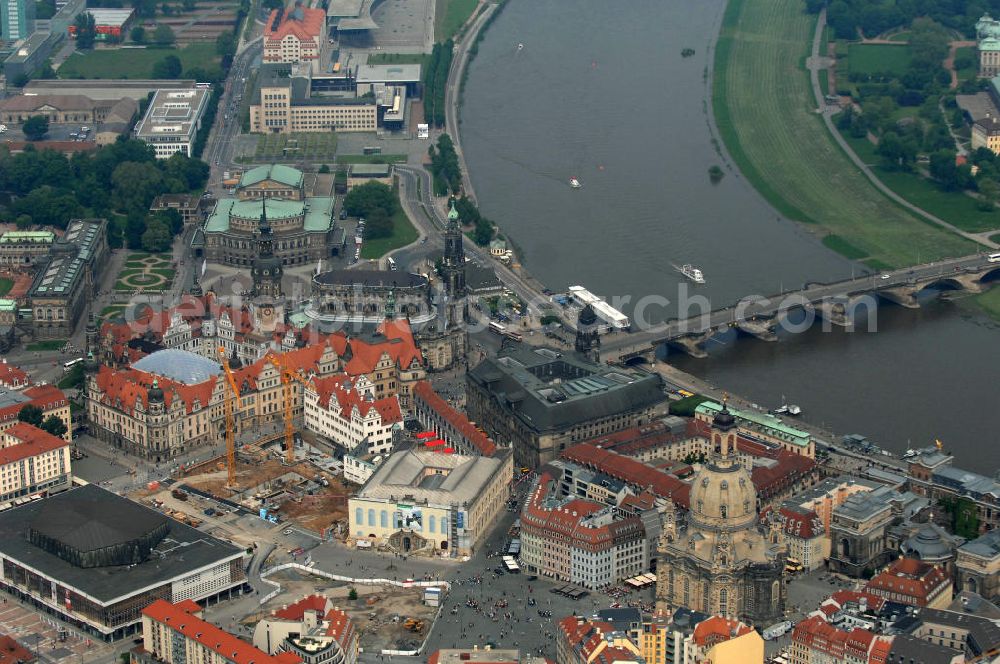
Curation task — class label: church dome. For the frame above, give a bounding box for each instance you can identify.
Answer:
[687,457,758,532]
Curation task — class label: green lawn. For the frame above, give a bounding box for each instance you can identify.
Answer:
[26,340,66,351]
[847,43,912,76]
[100,304,127,321]
[57,43,220,79]
[955,45,978,82]
[873,167,1000,233]
[991,233,1000,243]
[435,0,478,42]
[366,53,430,68]
[972,287,1000,321]
[0,278,12,297]
[842,132,879,164]
[360,200,419,259]
[821,235,867,259]
[249,132,338,162]
[713,0,973,267]
[336,154,408,164]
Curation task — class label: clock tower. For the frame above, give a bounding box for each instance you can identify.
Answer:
[251,202,283,299]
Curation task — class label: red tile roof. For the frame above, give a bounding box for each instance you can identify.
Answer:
[412,381,497,457]
[864,558,951,607]
[93,364,218,416]
[0,634,34,664]
[268,595,356,651]
[264,6,325,43]
[143,600,302,664]
[792,615,881,661]
[0,385,67,427]
[0,363,29,389]
[692,616,752,647]
[310,375,402,424]
[764,505,822,540]
[0,423,68,465]
[561,443,691,507]
[521,473,644,549]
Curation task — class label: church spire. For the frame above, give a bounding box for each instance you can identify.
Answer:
[442,198,466,297]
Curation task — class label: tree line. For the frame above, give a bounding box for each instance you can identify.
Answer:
[344,181,399,240]
[813,0,1000,39]
[0,139,208,251]
[423,40,454,128]
[426,134,496,245]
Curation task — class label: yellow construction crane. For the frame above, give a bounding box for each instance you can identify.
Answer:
[218,346,242,488]
[268,355,309,465]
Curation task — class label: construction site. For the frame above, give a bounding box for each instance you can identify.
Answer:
[133,346,357,536]
[256,568,440,653]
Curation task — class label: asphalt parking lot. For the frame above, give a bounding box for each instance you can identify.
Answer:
[0,122,95,143]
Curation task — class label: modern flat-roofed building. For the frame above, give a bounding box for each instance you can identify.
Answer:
[23,78,198,101]
[249,63,376,134]
[348,448,512,556]
[67,8,133,40]
[27,219,108,340]
[134,88,210,158]
[466,345,667,468]
[0,485,246,640]
[150,193,204,225]
[252,594,359,664]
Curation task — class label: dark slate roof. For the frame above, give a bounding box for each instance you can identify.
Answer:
[887,633,962,663]
[314,269,426,289]
[910,608,1000,658]
[30,494,167,553]
[0,485,243,603]
[468,345,666,434]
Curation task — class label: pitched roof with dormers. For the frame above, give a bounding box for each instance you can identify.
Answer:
[692,615,752,648]
[0,423,68,466]
[561,443,691,507]
[412,381,497,457]
[143,600,302,664]
[0,363,29,390]
[310,374,402,424]
[864,558,951,607]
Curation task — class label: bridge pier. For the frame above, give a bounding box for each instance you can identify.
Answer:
[877,287,921,309]
[735,318,778,342]
[667,333,712,359]
[814,298,863,328]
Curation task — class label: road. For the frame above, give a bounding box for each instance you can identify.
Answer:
[443,3,498,203]
[206,38,262,185]
[602,251,1000,358]
[393,165,554,315]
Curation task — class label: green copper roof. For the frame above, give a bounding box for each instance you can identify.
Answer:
[303,197,335,231]
[448,199,459,221]
[0,231,54,243]
[982,38,1000,50]
[203,198,333,233]
[204,199,236,232]
[696,400,811,447]
[239,164,304,189]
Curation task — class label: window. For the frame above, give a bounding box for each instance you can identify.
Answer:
[429,515,436,533]
[355,507,363,524]
[368,508,375,526]
[380,510,387,528]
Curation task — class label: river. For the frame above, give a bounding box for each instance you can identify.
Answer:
[459,0,1000,468]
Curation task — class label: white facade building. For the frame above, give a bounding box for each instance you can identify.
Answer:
[304,374,401,455]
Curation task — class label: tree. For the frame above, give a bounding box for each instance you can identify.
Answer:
[153,23,175,46]
[41,415,68,438]
[347,587,358,601]
[22,115,49,141]
[876,131,917,170]
[343,181,397,218]
[141,218,172,252]
[364,207,393,239]
[11,187,82,227]
[216,31,236,58]
[318,164,331,173]
[977,178,999,212]
[130,25,145,42]
[74,11,98,49]
[17,405,43,427]
[152,54,182,79]
[15,215,32,229]
[112,161,165,212]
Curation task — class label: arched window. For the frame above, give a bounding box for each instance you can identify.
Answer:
[683,577,690,606]
[429,515,436,533]
[355,507,363,524]
[720,505,727,518]
[367,508,375,526]
[380,510,388,528]
[719,588,729,616]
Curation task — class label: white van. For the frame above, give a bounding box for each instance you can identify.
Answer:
[988,252,1000,263]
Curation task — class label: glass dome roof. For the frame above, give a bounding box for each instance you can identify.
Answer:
[132,349,223,385]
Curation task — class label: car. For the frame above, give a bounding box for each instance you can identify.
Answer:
[283,529,293,535]
[880,273,890,280]
[339,210,347,220]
